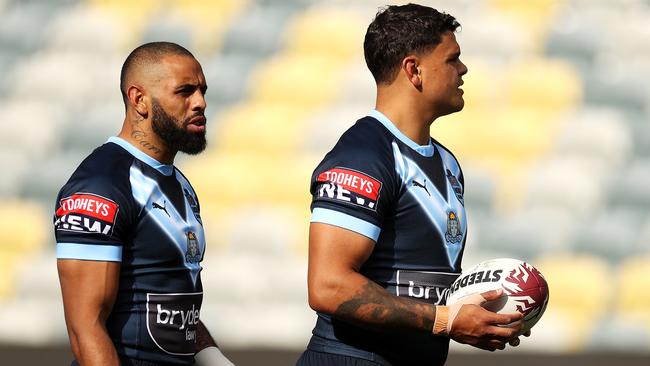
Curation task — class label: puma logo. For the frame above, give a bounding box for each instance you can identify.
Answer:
[152,200,170,217]
[412,179,431,196]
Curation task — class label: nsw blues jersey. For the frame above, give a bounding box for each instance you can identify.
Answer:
[308,110,467,365]
[54,137,205,365]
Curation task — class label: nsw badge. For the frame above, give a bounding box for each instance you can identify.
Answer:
[185,231,201,263]
[445,211,463,244]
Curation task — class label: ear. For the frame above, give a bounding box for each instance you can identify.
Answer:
[127,85,148,118]
[402,56,422,87]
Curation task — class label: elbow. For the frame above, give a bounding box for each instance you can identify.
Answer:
[308,291,330,314]
[307,274,345,315]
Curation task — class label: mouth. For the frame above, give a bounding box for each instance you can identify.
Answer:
[188,115,206,126]
[186,115,207,133]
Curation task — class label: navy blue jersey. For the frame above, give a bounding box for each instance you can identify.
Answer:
[308,110,467,365]
[54,137,205,365]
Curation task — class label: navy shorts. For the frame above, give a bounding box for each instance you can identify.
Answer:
[296,350,385,366]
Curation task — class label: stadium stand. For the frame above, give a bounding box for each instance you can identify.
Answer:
[1,0,649,362]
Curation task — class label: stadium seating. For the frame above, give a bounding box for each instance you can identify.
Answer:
[0,201,48,299]
[1,0,650,356]
[534,255,612,350]
[615,256,650,328]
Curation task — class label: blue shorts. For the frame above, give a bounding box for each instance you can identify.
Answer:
[296,349,386,366]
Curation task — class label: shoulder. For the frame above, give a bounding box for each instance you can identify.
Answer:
[58,142,135,200]
[327,116,394,163]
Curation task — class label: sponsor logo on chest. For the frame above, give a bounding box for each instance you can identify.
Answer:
[54,193,119,235]
[396,270,459,305]
[316,167,382,210]
[147,292,202,355]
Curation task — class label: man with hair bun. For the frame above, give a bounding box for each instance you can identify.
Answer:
[55,42,233,366]
[298,4,527,365]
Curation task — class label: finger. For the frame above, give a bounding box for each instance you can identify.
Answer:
[485,339,507,351]
[486,324,522,340]
[488,311,523,326]
[479,288,504,302]
[508,337,521,347]
[523,330,531,337]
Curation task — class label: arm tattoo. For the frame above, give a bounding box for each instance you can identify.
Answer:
[195,320,218,352]
[333,279,436,333]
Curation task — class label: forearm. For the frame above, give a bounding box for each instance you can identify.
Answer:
[194,321,235,366]
[196,320,218,351]
[68,322,120,366]
[314,271,438,334]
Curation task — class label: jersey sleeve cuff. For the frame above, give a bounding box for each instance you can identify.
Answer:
[311,208,381,241]
[56,242,122,262]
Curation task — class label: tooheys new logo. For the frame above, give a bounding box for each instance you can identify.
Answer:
[316,167,382,210]
[447,269,503,296]
[54,193,119,235]
[147,293,203,355]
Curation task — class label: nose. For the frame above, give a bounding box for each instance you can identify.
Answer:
[192,90,206,112]
[459,60,468,76]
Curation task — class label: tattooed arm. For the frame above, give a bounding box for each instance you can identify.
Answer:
[307,222,524,351]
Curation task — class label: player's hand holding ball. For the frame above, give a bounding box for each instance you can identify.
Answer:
[434,288,524,351]
[433,258,549,351]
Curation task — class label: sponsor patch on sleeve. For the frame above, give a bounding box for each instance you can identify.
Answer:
[54,193,119,235]
[315,167,382,210]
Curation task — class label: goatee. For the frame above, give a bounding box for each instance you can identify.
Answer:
[151,99,207,155]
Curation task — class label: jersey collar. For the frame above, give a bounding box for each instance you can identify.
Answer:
[107,136,175,176]
[368,109,435,157]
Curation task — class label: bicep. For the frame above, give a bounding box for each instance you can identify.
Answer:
[307,222,376,313]
[309,222,375,275]
[58,259,120,324]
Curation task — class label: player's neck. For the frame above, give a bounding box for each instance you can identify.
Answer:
[375,92,432,146]
[118,119,176,165]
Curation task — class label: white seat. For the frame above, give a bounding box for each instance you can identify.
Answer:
[553,107,632,168]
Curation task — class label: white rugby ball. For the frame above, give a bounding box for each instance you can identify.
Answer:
[446,258,549,333]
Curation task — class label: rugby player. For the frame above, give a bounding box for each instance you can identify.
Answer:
[298,4,526,366]
[54,42,234,366]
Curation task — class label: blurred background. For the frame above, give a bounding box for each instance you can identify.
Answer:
[1,0,649,364]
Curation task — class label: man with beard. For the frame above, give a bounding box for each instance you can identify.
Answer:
[54,42,234,366]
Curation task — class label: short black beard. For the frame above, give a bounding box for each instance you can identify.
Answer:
[151,99,207,155]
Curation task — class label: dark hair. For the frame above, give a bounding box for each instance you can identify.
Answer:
[120,41,195,105]
[363,3,460,84]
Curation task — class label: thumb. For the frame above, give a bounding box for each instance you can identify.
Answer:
[479,288,504,303]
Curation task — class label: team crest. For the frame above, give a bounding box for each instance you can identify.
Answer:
[185,231,201,263]
[445,211,463,244]
[446,169,464,205]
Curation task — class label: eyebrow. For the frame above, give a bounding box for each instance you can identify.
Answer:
[175,83,208,93]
